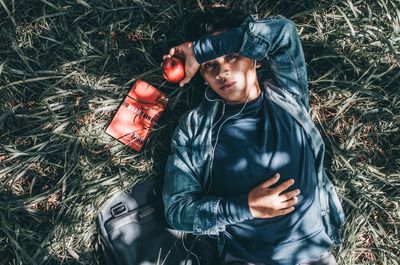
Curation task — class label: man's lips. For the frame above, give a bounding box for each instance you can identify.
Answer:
[220,81,236,90]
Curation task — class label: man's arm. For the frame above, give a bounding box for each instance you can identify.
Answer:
[162,112,253,235]
[162,111,300,235]
[192,14,309,109]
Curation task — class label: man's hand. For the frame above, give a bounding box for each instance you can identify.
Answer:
[162,42,200,87]
[248,173,300,218]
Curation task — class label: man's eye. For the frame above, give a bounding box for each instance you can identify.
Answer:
[204,63,213,69]
[226,54,238,61]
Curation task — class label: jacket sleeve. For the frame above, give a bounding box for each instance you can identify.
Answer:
[193,14,309,110]
[162,112,253,235]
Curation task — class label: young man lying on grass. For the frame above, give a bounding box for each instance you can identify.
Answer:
[162,7,345,265]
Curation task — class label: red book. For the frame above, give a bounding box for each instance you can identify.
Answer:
[106,80,168,152]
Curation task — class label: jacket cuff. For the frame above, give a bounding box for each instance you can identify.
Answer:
[192,27,245,64]
[193,197,226,235]
[217,193,254,225]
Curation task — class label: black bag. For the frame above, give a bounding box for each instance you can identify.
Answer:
[95,178,221,265]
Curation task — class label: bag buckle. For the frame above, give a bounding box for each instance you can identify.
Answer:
[110,202,128,217]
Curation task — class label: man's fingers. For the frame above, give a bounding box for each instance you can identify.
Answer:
[280,196,298,208]
[274,178,295,194]
[277,206,295,216]
[179,76,192,87]
[162,53,173,60]
[163,47,176,60]
[280,189,300,201]
[259,173,280,188]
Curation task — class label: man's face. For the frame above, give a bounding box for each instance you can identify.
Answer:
[200,53,262,105]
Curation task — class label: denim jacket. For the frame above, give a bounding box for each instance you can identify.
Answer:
[162,14,346,253]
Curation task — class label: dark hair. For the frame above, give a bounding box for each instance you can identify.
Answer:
[184,7,248,41]
[183,7,248,94]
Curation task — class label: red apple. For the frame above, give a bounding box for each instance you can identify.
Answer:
[162,57,185,83]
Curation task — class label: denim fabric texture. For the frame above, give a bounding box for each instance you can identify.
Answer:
[162,14,346,258]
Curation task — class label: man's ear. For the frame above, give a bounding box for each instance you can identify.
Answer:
[255,60,262,69]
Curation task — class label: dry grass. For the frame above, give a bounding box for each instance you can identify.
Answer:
[0,0,399,264]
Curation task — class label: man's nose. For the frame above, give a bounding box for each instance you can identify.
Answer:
[216,64,230,80]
